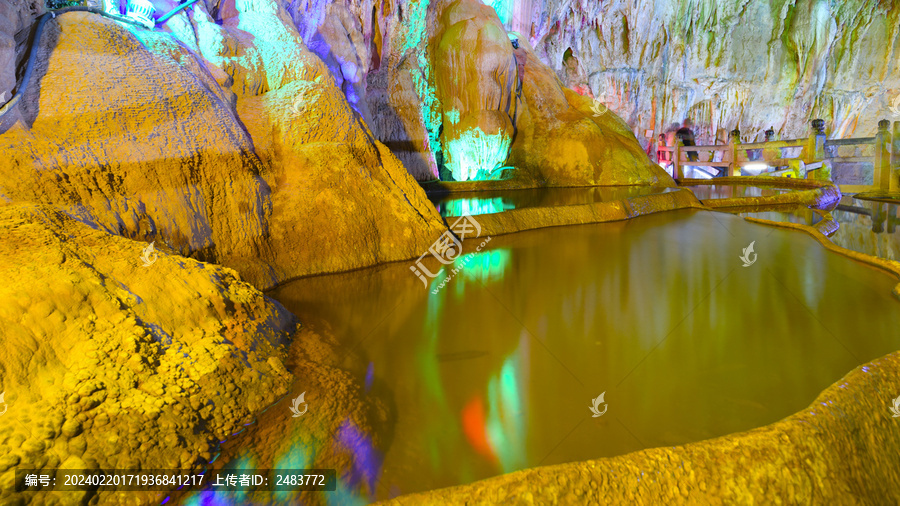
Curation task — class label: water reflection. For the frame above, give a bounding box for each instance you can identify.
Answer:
[435,197,515,217]
[261,210,900,501]
[481,348,527,473]
[737,207,824,227]
[449,249,511,299]
[427,186,675,217]
[337,419,382,493]
[685,185,791,200]
[829,196,900,261]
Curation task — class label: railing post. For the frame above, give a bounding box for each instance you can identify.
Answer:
[806,119,826,179]
[872,203,886,233]
[762,127,780,167]
[875,119,891,191]
[674,141,683,179]
[892,121,900,192]
[729,128,741,176]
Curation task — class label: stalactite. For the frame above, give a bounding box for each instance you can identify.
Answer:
[532,0,900,139]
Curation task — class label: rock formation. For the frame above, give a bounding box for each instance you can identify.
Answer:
[0,6,446,290]
[0,0,42,106]
[0,4,446,501]
[174,320,396,505]
[3,0,845,503]
[289,0,672,185]
[0,202,297,504]
[507,37,671,186]
[433,0,517,182]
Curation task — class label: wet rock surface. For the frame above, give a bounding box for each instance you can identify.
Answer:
[173,320,394,505]
[0,203,297,504]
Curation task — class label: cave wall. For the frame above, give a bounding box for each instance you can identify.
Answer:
[0,1,448,291]
[292,0,900,148]
[286,0,444,180]
[287,0,669,184]
[520,0,900,144]
[14,0,894,182]
[0,0,674,302]
[0,0,43,104]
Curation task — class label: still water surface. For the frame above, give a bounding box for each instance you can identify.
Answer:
[427,186,675,217]
[723,195,900,263]
[735,206,824,227]
[829,195,900,262]
[684,184,792,200]
[266,209,900,500]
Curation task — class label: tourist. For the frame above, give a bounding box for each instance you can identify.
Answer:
[676,118,698,162]
[656,134,669,165]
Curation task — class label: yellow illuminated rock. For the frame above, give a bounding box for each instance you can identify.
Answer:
[0,202,296,503]
[0,11,446,291]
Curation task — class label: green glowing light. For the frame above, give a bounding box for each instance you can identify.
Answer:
[445,109,461,125]
[453,248,511,300]
[485,353,526,472]
[274,437,315,501]
[442,197,514,217]
[444,127,512,181]
[458,249,510,283]
[399,0,444,161]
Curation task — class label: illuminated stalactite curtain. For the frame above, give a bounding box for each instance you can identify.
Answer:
[527,0,899,140]
[436,2,517,181]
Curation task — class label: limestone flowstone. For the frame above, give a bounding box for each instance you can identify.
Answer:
[0,202,297,504]
[0,7,446,290]
[432,0,517,182]
[288,0,675,186]
[528,0,900,142]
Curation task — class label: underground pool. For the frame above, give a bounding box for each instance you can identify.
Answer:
[175,208,900,504]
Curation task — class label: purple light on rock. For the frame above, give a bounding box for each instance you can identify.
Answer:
[337,418,383,493]
[365,362,375,393]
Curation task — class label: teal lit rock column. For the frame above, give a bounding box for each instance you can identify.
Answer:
[433,0,517,181]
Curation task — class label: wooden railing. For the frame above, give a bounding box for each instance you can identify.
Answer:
[655,119,900,194]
